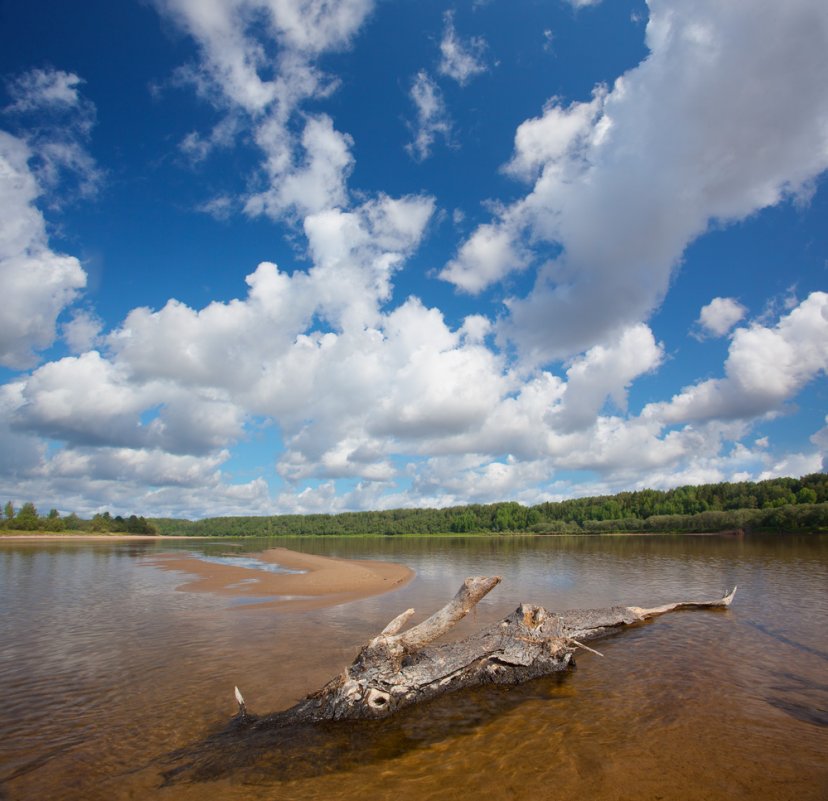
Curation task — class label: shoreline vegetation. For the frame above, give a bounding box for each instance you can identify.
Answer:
[2,474,826,538]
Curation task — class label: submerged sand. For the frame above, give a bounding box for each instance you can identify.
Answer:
[143,546,414,611]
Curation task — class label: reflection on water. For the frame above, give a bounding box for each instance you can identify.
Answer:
[161,674,572,787]
[195,554,305,574]
[1,534,826,801]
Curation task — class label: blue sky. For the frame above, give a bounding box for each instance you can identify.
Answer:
[0,0,826,518]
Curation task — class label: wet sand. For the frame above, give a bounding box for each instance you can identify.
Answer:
[143,546,415,611]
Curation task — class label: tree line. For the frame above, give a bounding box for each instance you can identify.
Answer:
[1,502,156,534]
[150,473,828,537]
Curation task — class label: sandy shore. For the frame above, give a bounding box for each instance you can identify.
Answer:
[143,546,414,612]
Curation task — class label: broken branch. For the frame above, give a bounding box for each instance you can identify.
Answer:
[235,580,736,727]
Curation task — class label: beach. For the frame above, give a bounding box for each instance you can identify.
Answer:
[143,546,415,611]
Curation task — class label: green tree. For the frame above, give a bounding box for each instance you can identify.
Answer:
[64,513,82,531]
[90,511,112,532]
[797,487,818,504]
[126,514,156,534]
[493,502,525,531]
[44,509,65,532]
[4,501,14,520]
[15,502,40,531]
[450,511,478,533]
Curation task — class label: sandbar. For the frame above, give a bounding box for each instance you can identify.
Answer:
[143,546,414,611]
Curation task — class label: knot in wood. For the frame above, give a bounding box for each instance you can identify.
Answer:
[520,604,547,630]
[364,688,393,715]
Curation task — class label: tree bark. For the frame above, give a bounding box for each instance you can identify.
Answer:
[236,578,736,727]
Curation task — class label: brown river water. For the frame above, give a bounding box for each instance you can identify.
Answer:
[1,534,826,801]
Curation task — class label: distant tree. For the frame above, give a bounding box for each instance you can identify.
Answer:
[128,515,151,534]
[450,511,478,533]
[44,509,65,532]
[4,501,13,520]
[64,513,82,531]
[90,511,112,532]
[15,502,40,531]
[140,516,157,535]
[494,502,525,531]
[797,487,818,504]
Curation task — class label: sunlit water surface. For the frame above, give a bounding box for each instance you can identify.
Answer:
[1,534,826,800]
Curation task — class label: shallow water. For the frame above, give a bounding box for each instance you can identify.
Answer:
[1,534,826,801]
[193,554,304,574]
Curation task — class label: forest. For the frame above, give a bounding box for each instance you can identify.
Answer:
[3,474,826,536]
[0,503,156,534]
[149,473,828,536]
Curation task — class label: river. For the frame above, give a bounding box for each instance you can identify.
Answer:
[1,534,826,800]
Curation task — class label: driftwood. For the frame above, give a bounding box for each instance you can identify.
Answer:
[234,577,736,727]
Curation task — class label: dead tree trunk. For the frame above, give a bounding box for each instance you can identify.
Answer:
[236,577,736,727]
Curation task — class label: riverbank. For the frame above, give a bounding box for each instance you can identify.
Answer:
[143,546,415,611]
[0,533,209,541]
[0,528,810,541]
[0,530,754,541]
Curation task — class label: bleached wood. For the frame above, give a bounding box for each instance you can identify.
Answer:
[379,608,415,636]
[235,581,736,726]
[388,576,501,650]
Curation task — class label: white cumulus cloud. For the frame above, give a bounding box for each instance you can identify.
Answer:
[444,0,828,366]
[549,324,663,430]
[2,1,826,517]
[62,309,104,354]
[156,0,373,222]
[695,296,748,338]
[246,113,355,219]
[0,131,87,368]
[645,292,828,424]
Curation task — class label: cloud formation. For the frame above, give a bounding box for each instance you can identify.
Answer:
[405,71,451,162]
[438,11,488,86]
[3,67,101,200]
[695,297,747,339]
[9,284,824,515]
[0,131,87,368]
[4,68,87,113]
[445,0,828,365]
[646,292,828,425]
[1,1,826,517]
[156,0,373,221]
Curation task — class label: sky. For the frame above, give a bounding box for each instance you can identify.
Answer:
[0,0,826,519]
